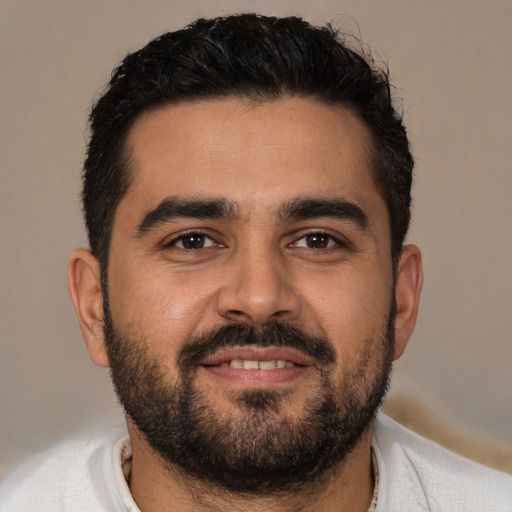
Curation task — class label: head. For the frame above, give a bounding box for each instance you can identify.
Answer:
[70,14,422,496]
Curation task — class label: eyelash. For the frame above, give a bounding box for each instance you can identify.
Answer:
[164,230,346,251]
[164,231,220,250]
[292,231,346,250]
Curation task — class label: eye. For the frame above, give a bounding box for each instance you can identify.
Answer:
[168,232,218,250]
[293,232,340,249]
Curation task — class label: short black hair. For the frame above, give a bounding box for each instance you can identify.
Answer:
[83,13,413,276]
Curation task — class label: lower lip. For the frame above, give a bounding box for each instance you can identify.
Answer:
[201,365,310,386]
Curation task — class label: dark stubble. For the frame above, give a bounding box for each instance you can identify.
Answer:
[105,313,395,495]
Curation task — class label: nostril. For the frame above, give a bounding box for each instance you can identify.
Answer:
[226,310,251,322]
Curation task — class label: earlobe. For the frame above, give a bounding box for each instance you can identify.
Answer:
[68,249,109,368]
[393,244,423,361]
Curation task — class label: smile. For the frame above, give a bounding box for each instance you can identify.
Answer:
[200,346,314,368]
[200,349,311,386]
[217,359,297,369]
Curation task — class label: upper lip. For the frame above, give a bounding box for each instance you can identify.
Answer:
[200,346,315,367]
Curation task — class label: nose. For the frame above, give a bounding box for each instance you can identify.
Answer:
[216,245,301,325]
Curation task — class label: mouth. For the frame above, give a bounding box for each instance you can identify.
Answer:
[214,359,298,369]
[199,346,312,386]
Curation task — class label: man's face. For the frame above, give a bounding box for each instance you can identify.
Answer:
[105,98,396,491]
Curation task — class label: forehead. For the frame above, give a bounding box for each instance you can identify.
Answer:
[121,97,386,227]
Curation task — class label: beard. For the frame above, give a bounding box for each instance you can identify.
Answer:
[105,311,395,495]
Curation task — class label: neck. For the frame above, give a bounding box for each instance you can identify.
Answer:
[125,422,375,512]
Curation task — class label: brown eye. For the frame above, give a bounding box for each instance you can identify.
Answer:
[171,233,217,249]
[292,232,343,250]
[181,234,205,249]
[305,233,331,249]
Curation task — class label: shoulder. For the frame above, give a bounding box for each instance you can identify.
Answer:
[0,426,128,512]
[373,413,512,512]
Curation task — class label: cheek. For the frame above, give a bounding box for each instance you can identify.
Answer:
[300,267,392,350]
[107,262,219,345]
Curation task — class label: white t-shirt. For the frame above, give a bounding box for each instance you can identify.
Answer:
[1,414,511,511]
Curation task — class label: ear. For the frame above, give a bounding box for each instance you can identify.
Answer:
[393,244,423,361]
[68,249,109,367]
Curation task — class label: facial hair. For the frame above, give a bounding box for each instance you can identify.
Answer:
[105,315,395,495]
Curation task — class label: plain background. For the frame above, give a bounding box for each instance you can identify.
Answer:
[1,0,511,475]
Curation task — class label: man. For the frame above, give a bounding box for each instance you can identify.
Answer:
[1,13,510,512]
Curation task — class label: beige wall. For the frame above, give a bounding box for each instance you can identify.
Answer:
[1,0,511,474]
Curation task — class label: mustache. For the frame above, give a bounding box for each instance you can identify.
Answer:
[178,322,336,370]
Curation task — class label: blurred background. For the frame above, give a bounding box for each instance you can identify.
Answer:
[1,0,511,475]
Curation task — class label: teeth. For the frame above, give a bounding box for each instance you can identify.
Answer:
[225,359,294,369]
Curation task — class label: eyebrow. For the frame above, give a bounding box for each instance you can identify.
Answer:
[135,195,369,237]
[136,196,237,236]
[279,197,369,229]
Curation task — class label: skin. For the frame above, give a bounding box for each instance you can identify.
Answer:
[68,97,423,512]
